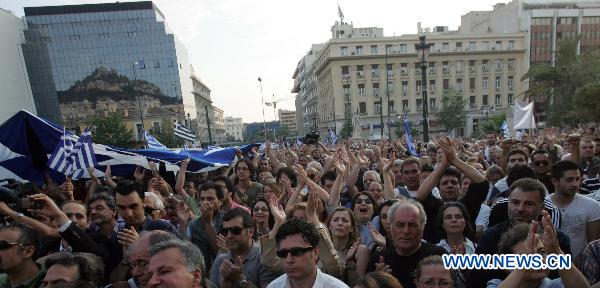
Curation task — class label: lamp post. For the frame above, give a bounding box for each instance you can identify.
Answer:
[415,35,433,143]
[133,62,145,141]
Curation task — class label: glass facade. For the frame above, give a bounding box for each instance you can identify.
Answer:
[21,1,194,129]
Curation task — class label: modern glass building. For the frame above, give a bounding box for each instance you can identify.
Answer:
[21,1,196,139]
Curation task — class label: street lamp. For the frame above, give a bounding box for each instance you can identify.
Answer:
[415,35,433,143]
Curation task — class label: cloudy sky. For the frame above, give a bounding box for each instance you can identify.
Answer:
[2,0,504,123]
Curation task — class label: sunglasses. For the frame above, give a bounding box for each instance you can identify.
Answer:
[221,226,244,236]
[355,198,372,204]
[275,246,314,258]
[533,160,550,166]
[0,240,23,250]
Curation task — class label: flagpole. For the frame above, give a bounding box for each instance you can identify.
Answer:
[259,77,266,141]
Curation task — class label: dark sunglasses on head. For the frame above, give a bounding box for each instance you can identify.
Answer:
[307,174,316,179]
[533,160,550,166]
[0,240,23,250]
[275,246,314,258]
[221,226,244,235]
[355,198,372,204]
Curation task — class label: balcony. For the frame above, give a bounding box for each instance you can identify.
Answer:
[387,71,394,78]
[400,70,409,77]
[372,71,380,78]
[416,105,423,111]
[508,67,515,73]
[342,74,351,80]
[482,66,489,74]
[428,69,436,76]
[357,72,365,80]
[495,87,501,92]
[495,68,503,73]
[456,70,464,75]
[415,69,422,76]
[469,67,476,74]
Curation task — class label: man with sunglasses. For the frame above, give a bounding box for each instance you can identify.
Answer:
[209,208,276,288]
[530,149,555,194]
[268,218,348,288]
[0,222,45,288]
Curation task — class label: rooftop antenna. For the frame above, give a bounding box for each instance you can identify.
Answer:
[338,3,344,23]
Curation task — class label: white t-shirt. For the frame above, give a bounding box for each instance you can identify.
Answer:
[547,194,600,258]
[475,204,491,230]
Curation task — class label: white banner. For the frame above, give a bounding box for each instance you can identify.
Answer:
[513,100,536,130]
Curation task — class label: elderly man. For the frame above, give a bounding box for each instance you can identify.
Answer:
[147,239,217,288]
[371,200,445,288]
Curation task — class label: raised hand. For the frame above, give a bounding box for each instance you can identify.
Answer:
[345,238,361,263]
[216,234,229,253]
[219,256,244,282]
[374,256,391,273]
[268,193,286,224]
[104,165,112,179]
[367,223,386,248]
[200,202,214,224]
[540,210,562,254]
[117,226,140,249]
[134,166,145,182]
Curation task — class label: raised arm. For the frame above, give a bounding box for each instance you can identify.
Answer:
[104,165,117,189]
[345,143,360,198]
[439,137,485,184]
[294,164,329,203]
[381,154,396,201]
[328,161,346,208]
[416,153,448,202]
[175,159,190,198]
[0,201,59,238]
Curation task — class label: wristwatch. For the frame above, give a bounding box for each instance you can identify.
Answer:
[14,212,24,219]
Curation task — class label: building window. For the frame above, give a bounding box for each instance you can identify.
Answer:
[399,44,407,53]
[386,45,392,54]
[387,81,394,93]
[416,80,422,92]
[483,41,489,50]
[387,64,393,78]
[127,31,138,37]
[495,60,502,72]
[470,96,476,107]
[443,79,450,90]
[356,46,363,55]
[443,61,449,74]
[137,60,145,69]
[374,101,382,114]
[341,46,348,56]
[416,99,423,110]
[456,78,463,91]
[343,84,350,97]
[358,102,366,113]
[400,63,408,76]
[154,60,160,68]
[495,76,501,90]
[508,40,515,49]
[402,81,408,96]
[508,76,514,89]
[508,94,514,104]
[153,122,160,131]
[371,45,378,54]
[358,84,365,96]
[430,98,437,110]
[508,59,515,71]
[389,101,395,112]
[495,41,502,50]
[69,35,80,40]
[495,94,501,105]
[456,42,463,51]
[482,95,489,106]
[442,42,449,52]
[373,83,380,97]
[98,33,109,39]
[482,77,488,89]
[469,41,476,50]
[371,64,379,78]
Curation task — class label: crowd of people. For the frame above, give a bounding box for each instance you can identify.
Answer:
[0,124,600,288]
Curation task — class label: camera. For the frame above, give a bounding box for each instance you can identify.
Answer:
[0,180,41,211]
[302,131,320,145]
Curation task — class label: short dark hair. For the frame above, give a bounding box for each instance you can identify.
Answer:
[211,176,234,194]
[498,223,530,254]
[275,218,319,248]
[421,164,435,173]
[87,193,116,211]
[351,192,379,217]
[506,165,536,187]
[43,252,104,286]
[440,166,462,185]
[400,157,422,172]
[416,255,454,282]
[199,181,224,200]
[276,167,298,188]
[222,207,254,229]
[0,222,40,258]
[551,160,581,180]
[509,178,546,203]
[320,171,337,186]
[114,181,145,201]
[507,148,528,162]
[354,271,403,288]
[531,149,550,159]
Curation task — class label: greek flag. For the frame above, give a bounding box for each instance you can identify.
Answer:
[48,130,97,179]
[296,138,302,146]
[144,131,167,150]
[500,120,509,138]
[174,121,196,142]
[47,129,75,176]
[329,129,337,144]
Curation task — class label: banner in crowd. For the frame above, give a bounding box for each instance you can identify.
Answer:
[0,110,259,185]
[513,100,536,130]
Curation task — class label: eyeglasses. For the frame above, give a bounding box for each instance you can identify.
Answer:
[533,160,550,166]
[0,240,23,250]
[275,246,314,258]
[355,198,372,204]
[419,279,453,288]
[221,226,244,236]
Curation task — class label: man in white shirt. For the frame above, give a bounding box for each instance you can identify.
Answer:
[267,218,348,288]
[548,160,600,258]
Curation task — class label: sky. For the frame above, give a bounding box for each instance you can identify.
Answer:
[1,0,505,123]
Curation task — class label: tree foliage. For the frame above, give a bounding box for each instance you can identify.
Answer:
[478,113,506,137]
[89,113,134,148]
[339,117,353,139]
[395,120,421,139]
[438,88,467,136]
[523,37,600,124]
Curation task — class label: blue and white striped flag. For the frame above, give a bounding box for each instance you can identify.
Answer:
[174,121,196,142]
[144,131,167,149]
[47,129,75,176]
[296,138,302,146]
[500,120,509,138]
[403,119,418,156]
[329,129,337,144]
[48,129,97,179]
